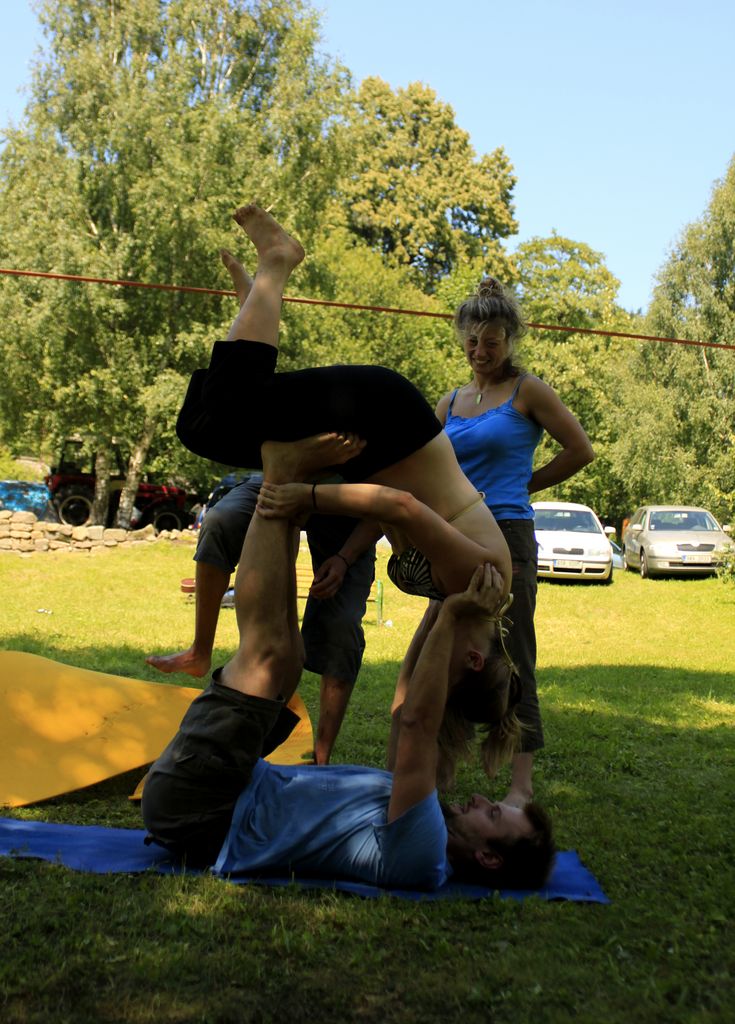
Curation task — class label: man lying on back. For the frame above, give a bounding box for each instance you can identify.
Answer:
[142,440,554,889]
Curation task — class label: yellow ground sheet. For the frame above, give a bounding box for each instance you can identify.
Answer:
[0,651,313,807]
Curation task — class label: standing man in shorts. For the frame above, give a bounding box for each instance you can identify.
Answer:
[146,474,376,765]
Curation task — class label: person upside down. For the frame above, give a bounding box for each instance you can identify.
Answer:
[142,438,555,889]
[174,203,527,776]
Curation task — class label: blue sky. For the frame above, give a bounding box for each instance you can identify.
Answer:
[2,0,734,313]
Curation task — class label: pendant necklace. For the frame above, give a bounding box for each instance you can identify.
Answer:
[475,390,484,405]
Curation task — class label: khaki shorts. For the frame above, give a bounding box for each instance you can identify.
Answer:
[141,675,285,866]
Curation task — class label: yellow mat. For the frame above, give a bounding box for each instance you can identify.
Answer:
[0,651,313,808]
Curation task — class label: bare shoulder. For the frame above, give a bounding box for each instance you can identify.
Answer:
[435,389,454,424]
[516,373,560,413]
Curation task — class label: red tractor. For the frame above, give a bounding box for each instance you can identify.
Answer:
[45,439,192,532]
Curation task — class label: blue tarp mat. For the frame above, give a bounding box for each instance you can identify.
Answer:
[0,816,609,903]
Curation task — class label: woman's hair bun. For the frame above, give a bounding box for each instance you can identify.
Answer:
[477,276,505,297]
[454,273,527,347]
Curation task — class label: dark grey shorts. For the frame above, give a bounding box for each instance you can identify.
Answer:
[498,519,543,753]
[195,477,375,684]
[141,677,283,866]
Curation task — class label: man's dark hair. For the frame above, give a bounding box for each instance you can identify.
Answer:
[451,802,556,890]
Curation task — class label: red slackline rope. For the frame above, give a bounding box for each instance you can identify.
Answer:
[1,266,733,353]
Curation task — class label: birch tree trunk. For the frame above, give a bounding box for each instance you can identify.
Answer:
[115,418,156,530]
[91,447,112,526]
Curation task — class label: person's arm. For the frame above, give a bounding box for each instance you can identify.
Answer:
[258,482,510,598]
[519,376,594,494]
[388,565,505,823]
[309,519,384,600]
[387,601,442,771]
[258,481,408,523]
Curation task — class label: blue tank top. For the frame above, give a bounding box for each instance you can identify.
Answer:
[445,376,543,521]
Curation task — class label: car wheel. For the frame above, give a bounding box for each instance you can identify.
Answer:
[150,506,184,532]
[56,486,94,527]
[640,549,650,579]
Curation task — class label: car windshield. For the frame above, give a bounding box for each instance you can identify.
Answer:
[534,509,601,533]
[648,511,719,532]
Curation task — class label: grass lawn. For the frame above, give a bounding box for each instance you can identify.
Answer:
[1,543,734,1024]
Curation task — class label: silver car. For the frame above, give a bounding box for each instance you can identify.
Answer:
[622,505,733,578]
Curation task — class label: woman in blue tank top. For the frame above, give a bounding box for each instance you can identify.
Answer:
[436,278,594,805]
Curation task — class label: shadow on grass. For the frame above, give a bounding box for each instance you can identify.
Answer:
[0,633,211,688]
[2,648,734,1022]
[3,636,731,832]
[539,572,720,586]
[3,635,730,777]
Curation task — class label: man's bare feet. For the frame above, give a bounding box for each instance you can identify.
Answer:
[232,204,305,272]
[220,248,253,306]
[262,433,366,483]
[145,647,211,678]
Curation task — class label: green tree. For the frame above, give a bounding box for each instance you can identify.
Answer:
[336,78,517,289]
[0,0,348,525]
[280,226,467,402]
[607,156,735,524]
[511,234,637,521]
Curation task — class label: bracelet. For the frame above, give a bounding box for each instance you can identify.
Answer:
[335,552,350,569]
[312,483,318,510]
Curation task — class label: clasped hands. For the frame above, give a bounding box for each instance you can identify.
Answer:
[257,482,311,519]
[441,563,508,622]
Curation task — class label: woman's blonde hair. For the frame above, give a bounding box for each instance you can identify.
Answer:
[454,276,527,380]
[436,634,523,789]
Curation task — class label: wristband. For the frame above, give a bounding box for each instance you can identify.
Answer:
[335,552,350,570]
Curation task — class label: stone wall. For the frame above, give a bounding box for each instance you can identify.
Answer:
[0,510,198,554]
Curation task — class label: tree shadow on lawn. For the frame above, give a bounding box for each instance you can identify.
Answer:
[3,637,731,887]
[2,644,733,1024]
[540,573,722,586]
[518,663,734,900]
[529,661,732,797]
[1,632,215,688]
[3,634,730,787]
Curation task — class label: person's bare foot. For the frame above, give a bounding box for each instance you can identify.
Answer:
[145,647,211,678]
[220,248,253,306]
[262,433,366,482]
[232,204,305,272]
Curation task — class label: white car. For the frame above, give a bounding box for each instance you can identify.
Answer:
[533,501,614,584]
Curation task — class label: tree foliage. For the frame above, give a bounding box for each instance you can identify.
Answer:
[509,235,635,521]
[0,0,348,522]
[606,155,735,524]
[336,78,517,289]
[4,1,729,532]
[283,227,468,404]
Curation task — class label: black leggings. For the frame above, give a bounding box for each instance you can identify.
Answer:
[498,519,543,752]
[177,340,442,480]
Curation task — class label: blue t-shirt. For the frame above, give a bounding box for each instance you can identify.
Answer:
[213,761,450,890]
[445,379,543,521]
